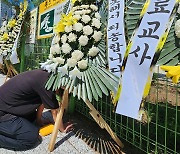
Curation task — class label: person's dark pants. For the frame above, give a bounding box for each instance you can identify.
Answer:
[0,116,39,151]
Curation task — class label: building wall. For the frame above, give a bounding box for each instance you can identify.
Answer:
[0,0,12,26]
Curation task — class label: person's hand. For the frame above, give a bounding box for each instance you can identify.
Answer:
[59,122,73,133]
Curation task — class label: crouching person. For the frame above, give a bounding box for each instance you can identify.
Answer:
[0,69,72,151]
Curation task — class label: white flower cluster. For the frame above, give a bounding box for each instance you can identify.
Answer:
[0,2,27,61]
[175,19,180,38]
[175,4,180,38]
[41,3,103,79]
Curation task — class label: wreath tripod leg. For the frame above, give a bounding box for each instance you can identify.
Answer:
[48,89,69,152]
[84,99,124,148]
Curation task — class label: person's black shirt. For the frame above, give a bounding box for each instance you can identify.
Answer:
[0,69,59,117]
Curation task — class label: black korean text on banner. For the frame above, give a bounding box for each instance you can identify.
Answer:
[107,0,126,77]
[115,0,178,120]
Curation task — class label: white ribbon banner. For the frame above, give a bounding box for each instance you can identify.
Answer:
[107,0,126,77]
[10,23,22,64]
[116,0,177,120]
[0,56,3,64]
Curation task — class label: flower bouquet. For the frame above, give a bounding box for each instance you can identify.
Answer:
[0,0,28,76]
[41,0,119,102]
[175,3,180,40]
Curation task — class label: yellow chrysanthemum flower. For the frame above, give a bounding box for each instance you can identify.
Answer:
[54,22,65,33]
[72,0,77,3]
[61,12,77,26]
[7,19,16,28]
[2,32,9,41]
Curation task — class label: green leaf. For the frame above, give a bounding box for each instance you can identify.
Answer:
[77,83,81,100]
[92,66,115,91]
[97,67,118,88]
[157,48,179,65]
[87,69,102,98]
[46,74,57,90]
[100,67,120,82]
[86,70,98,101]
[66,79,72,90]
[52,73,61,91]
[89,67,109,96]
[84,71,93,102]
[81,73,87,102]
[69,78,76,93]
[73,85,77,97]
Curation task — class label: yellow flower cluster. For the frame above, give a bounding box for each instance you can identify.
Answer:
[2,33,9,41]
[54,12,77,33]
[7,19,17,28]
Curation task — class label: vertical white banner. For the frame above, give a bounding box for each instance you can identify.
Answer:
[26,8,38,44]
[107,0,126,77]
[116,0,177,120]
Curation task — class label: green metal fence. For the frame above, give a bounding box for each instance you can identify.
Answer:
[23,37,180,154]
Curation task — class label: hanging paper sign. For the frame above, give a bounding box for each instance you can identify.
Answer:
[10,24,22,64]
[107,0,126,77]
[115,0,178,120]
[37,0,69,39]
[26,8,38,44]
[0,56,3,64]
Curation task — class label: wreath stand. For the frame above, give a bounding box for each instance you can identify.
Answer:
[0,60,18,82]
[48,89,124,152]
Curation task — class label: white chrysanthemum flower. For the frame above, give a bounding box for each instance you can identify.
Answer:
[83,25,93,36]
[58,64,68,76]
[72,6,79,11]
[68,33,77,42]
[52,57,65,64]
[50,44,61,55]
[88,46,99,57]
[82,10,87,14]
[73,14,81,20]
[73,22,83,32]
[95,12,101,19]
[71,50,84,61]
[49,54,54,60]
[65,25,73,33]
[74,10,83,15]
[61,34,67,44]
[67,58,77,68]
[78,35,89,46]
[51,34,60,45]
[2,50,7,56]
[92,18,101,29]
[69,66,82,79]
[85,9,91,14]
[78,59,88,70]
[81,5,89,9]
[62,43,72,54]
[90,4,98,11]
[82,15,91,24]
[92,31,102,42]
[175,19,180,38]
